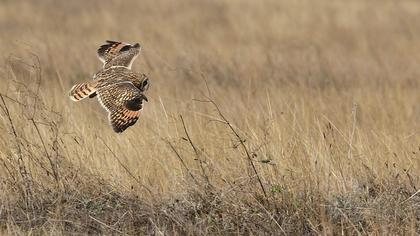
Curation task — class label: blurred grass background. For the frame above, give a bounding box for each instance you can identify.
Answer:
[0,0,419,234]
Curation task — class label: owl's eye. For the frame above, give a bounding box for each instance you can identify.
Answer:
[120,45,131,52]
[141,78,150,91]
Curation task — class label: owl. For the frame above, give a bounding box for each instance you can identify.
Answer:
[69,40,150,133]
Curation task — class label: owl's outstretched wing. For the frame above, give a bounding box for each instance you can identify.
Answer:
[97,40,141,69]
[97,82,147,133]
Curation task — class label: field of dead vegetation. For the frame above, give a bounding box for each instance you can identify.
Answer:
[0,0,419,235]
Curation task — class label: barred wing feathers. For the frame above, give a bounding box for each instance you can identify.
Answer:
[69,80,99,101]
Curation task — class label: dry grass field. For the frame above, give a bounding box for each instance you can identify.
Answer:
[0,0,419,235]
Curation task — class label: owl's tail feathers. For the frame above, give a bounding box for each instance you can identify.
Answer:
[69,81,99,101]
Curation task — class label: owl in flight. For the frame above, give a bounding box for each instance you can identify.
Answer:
[69,40,150,133]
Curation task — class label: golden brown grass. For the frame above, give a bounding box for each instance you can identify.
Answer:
[0,0,419,235]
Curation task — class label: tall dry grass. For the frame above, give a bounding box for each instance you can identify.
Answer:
[0,0,419,234]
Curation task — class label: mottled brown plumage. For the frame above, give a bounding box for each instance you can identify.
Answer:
[97,81,148,132]
[69,40,149,133]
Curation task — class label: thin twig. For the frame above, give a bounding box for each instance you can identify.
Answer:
[401,189,420,204]
[29,53,42,119]
[89,215,124,234]
[0,94,33,201]
[197,75,268,198]
[30,118,59,183]
[165,139,199,186]
[251,193,287,235]
[348,102,357,159]
[209,98,267,198]
[98,137,153,195]
[335,207,362,236]
[144,125,200,186]
[180,115,212,188]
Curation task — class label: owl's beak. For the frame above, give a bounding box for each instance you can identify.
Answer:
[142,95,148,102]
